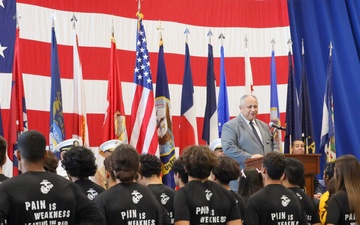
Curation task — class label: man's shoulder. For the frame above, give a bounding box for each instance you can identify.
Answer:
[224,115,242,126]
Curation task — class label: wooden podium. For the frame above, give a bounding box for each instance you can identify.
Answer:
[245,154,321,197]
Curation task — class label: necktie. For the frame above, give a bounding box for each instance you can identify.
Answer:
[250,121,264,149]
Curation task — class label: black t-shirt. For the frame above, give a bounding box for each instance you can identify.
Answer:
[94,182,166,225]
[243,184,307,225]
[289,187,321,224]
[0,174,9,183]
[174,180,241,224]
[148,183,176,224]
[74,179,105,201]
[326,190,356,225]
[0,171,104,225]
[230,190,246,219]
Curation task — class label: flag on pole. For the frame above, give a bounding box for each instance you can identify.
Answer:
[180,41,198,155]
[155,38,176,188]
[320,52,335,162]
[129,13,158,155]
[284,51,301,153]
[49,27,65,153]
[244,45,254,94]
[0,104,3,137]
[299,52,315,154]
[8,27,28,176]
[270,50,283,153]
[72,28,90,147]
[218,44,230,138]
[202,43,218,144]
[103,32,128,143]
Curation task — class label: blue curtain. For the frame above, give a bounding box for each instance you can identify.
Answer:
[287,0,360,161]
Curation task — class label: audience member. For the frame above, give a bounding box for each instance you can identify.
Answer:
[61,146,105,201]
[0,136,9,182]
[103,155,118,188]
[326,155,360,225]
[318,162,335,225]
[138,153,176,224]
[54,138,82,179]
[172,157,188,188]
[243,152,306,225]
[0,130,105,225]
[174,145,242,225]
[212,155,246,218]
[283,157,321,225]
[209,138,225,157]
[94,144,168,225]
[237,167,263,204]
[43,150,59,173]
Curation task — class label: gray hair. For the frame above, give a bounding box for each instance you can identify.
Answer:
[240,95,258,107]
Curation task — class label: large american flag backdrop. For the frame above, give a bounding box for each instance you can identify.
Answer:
[0,0,291,175]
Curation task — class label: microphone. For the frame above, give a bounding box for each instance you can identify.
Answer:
[269,122,286,131]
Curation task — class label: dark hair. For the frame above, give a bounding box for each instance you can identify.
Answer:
[111,144,139,184]
[139,154,161,178]
[104,155,116,181]
[212,156,240,184]
[263,151,286,180]
[61,146,97,178]
[43,150,59,173]
[0,136,7,166]
[181,145,219,179]
[324,161,335,181]
[17,130,46,162]
[284,157,304,185]
[238,167,263,199]
[172,157,188,184]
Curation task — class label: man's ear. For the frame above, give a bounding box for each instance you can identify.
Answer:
[16,150,21,161]
[105,171,110,179]
[280,173,286,181]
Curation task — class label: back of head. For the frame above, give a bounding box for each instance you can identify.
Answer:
[335,154,360,224]
[17,130,46,162]
[61,146,97,178]
[0,136,7,166]
[181,145,219,179]
[263,151,286,180]
[324,161,335,181]
[43,150,59,173]
[212,155,240,184]
[111,144,139,184]
[139,154,161,178]
[284,157,304,186]
[238,167,263,198]
[172,156,188,184]
[104,155,116,181]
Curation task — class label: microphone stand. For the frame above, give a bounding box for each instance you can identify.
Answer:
[267,127,278,145]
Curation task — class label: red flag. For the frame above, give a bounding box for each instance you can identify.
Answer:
[103,36,128,143]
[8,27,28,177]
[129,14,158,155]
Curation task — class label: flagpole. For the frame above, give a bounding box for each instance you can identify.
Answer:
[156,20,163,43]
[207,30,213,44]
[218,33,225,46]
[329,41,333,57]
[71,14,77,31]
[184,28,190,43]
[287,38,293,152]
[301,38,309,154]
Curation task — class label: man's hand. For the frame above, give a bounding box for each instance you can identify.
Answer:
[251,154,263,158]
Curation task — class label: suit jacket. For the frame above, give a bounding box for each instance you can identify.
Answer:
[221,115,279,168]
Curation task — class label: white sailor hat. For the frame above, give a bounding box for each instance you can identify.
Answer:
[209,138,222,151]
[99,139,123,154]
[54,138,82,152]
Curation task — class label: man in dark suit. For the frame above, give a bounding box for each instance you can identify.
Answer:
[222,95,278,187]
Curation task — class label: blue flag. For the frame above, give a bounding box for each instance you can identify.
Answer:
[270,50,282,152]
[49,27,65,153]
[284,51,302,153]
[155,41,176,188]
[320,54,335,161]
[202,44,218,144]
[299,54,315,154]
[218,45,230,137]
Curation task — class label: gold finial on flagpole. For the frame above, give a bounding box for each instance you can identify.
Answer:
[13,12,21,28]
[218,33,225,46]
[207,30,213,44]
[184,28,190,43]
[71,14,77,31]
[329,41,333,57]
[271,38,276,51]
[244,35,248,49]
[287,38,293,53]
